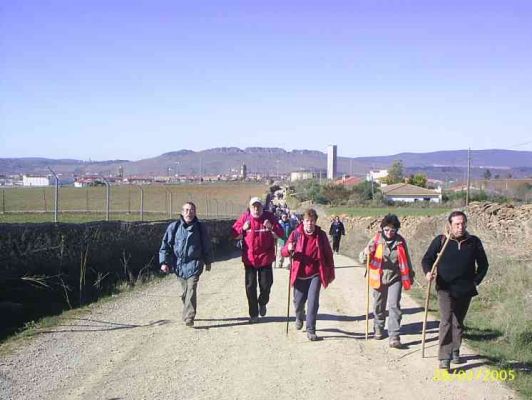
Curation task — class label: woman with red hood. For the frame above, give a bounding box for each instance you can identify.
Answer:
[282,208,335,341]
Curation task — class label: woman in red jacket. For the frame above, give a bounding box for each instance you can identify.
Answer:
[282,208,335,341]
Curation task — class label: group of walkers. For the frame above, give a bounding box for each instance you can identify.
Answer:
[159,197,489,371]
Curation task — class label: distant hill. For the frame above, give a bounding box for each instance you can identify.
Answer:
[355,149,532,169]
[1,148,531,181]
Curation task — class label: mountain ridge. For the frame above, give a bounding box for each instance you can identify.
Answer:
[1,148,531,180]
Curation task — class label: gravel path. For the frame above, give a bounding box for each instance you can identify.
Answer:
[0,254,517,400]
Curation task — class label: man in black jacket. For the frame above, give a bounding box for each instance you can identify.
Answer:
[422,211,488,371]
[329,216,345,253]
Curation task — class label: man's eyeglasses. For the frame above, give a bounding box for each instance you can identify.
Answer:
[383,228,397,233]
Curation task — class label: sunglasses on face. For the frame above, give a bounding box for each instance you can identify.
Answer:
[383,228,397,233]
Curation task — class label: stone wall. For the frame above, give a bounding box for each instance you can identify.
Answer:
[0,219,236,337]
[338,202,532,275]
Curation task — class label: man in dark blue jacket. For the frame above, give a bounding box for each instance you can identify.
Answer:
[422,211,488,371]
[160,202,213,327]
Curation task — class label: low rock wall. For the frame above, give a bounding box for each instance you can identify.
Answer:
[0,219,236,337]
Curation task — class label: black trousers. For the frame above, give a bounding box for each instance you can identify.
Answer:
[332,235,341,252]
[437,289,472,360]
[245,265,273,318]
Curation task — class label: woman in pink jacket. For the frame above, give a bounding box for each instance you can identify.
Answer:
[282,208,335,341]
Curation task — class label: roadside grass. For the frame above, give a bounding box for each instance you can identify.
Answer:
[0,275,168,356]
[328,206,451,217]
[409,257,531,399]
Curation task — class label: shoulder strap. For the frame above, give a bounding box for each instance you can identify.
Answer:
[292,229,301,246]
[197,220,203,243]
[170,220,181,247]
[440,234,446,249]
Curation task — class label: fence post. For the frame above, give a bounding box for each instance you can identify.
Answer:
[169,190,173,218]
[42,188,47,212]
[164,187,173,219]
[213,199,219,218]
[98,176,110,221]
[48,167,59,223]
[136,185,144,221]
[127,185,131,215]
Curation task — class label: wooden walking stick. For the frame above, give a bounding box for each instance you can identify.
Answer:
[365,253,370,341]
[286,251,293,335]
[274,242,278,268]
[421,229,451,358]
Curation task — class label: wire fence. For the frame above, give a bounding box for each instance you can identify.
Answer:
[0,184,257,223]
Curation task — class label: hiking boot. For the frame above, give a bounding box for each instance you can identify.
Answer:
[295,319,303,330]
[249,316,259,324]
[259,304,267,317]
[389,336,402,349]
[439,359,451,372]
[451,350,463,364]
[307,332,321,341]
[185,319,194,327]
[374,327,384,340]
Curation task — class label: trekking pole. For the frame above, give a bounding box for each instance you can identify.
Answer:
[421,230,451,358]
[286,251,293,335]
[365,253,370,341]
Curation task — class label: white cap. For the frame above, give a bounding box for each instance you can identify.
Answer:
[249,197,263,207]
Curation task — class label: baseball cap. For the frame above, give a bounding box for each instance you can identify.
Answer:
[249,197,263,207]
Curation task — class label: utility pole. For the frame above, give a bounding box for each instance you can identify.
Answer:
[465,148,471,206]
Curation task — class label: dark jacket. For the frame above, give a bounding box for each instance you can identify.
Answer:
[159,216,213,279]
[421,233,488,298]
[278,220,293,246]
[329,221,345,237]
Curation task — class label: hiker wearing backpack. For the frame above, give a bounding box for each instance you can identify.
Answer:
[422,211,489,372]
[276,213,293,269]
[232,197,284,324]
[282,208,335,341]
[360,214,415,348]
[159,202,213,328]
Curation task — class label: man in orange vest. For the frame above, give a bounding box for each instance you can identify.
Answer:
[360,214,415,348]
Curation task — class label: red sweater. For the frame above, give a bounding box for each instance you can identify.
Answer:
[297,232,320,278]
[281,224,335,288]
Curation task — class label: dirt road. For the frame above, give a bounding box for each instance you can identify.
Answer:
[0,254,516,400]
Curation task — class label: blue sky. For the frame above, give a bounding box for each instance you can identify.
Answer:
[1,0,531,161]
